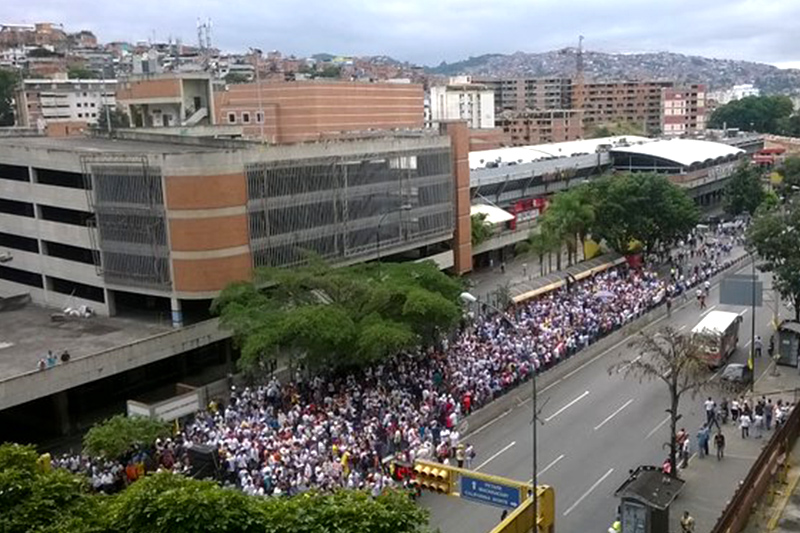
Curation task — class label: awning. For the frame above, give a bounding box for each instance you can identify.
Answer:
[471,204,515,225]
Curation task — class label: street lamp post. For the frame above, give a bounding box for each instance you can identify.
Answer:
[249,47,265,142]
[459,291,538,527]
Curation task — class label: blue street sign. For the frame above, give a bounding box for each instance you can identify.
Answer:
[460,475,522,509]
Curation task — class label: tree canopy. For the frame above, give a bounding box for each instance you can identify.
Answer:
[67,66,99,79]
[83,414,171,459]
[589,172,699,255]
[748,201,800,321]
[213,260,463,373]
[470,212,492,246]
[0,443,431,533]
[724,162,765,216]
[0,68,20,126]
[708,95,796,134]
[540,186,595,265]
[95,105,130,131]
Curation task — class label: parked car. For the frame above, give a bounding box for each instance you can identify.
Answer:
[720,363,752,384]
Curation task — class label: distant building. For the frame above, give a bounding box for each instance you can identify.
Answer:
[496,109,584,146]
[709,84,760,106]
[14,77,117,128]
[473,77,573,113]
[429,76,495,129]
[661,85,707,137]
[214,80,424,144]
[116,73,214,128]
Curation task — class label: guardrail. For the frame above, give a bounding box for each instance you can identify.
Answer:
[711,389,800,533]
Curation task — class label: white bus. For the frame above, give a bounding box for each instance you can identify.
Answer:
[691,310,742,367]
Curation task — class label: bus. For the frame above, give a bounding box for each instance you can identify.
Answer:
[691,310,743,368]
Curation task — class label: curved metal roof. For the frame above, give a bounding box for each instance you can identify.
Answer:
[611,139,744,167]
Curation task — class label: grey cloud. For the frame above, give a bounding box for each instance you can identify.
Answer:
[5,0,799,66]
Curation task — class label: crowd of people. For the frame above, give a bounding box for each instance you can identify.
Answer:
[55,228,744,498]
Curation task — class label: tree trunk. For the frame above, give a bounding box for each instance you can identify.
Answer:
[668,385,680,477]
[556,245,562,271]
[539,253,545,276]
[795,297,800,322]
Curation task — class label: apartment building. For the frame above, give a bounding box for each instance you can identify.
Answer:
[496,109,584,146]
[662,85,707,136]
[116,73,214,128]
[576,80,674,135]
[14,77,117,128]
[214,80,424,144]
[429,77,495,129]
[473,77,573,113]
[0,123,470,324]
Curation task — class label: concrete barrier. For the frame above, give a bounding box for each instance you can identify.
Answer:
[462,252,752,438]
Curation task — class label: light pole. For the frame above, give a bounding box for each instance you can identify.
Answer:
[376,204,412,272]
[459,291,538,527]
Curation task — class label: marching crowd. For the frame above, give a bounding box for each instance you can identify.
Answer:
[55,228,743,498]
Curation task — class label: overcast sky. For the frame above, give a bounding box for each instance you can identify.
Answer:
[7,0,800,68]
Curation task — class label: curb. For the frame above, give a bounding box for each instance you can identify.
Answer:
[767,465,800,531]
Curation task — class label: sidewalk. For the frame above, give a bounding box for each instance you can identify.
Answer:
[671,366,800,533]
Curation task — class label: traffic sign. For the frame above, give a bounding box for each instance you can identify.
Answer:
[460,475,523,509]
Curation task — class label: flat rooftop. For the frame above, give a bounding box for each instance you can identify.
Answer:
[0,301,170,381]
[0,135,221,155]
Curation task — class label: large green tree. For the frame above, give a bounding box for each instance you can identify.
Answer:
[540,186,595,266]
[724,162,765,216]
[708,95,795,134]
[590,172,699,255]
[83,414,171,460]
[748,202,800,321]
[213,260,462,373]
[0,68,20,126]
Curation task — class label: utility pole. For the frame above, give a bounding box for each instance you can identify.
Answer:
[249,47,265,142]
[750,254,756,393]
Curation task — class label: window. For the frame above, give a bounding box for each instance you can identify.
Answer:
[83,92,87,97]
[90,102,95,107]
[76,103,82,107]
[228,112,236,123]
[256,111,264,123]
[91,113,96,118]
[77,113,82,118]
[242,112,251,123]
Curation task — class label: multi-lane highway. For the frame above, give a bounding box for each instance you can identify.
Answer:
[424,259,776,533]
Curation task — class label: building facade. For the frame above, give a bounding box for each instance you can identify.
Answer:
[661,85,707,137]
[116,73,215,129]
[428,77,495,129]
[214,80,424,144]
[473,77,573,114]
[0,126,470,322]
[14,78,117,127]
[496,109,584,146]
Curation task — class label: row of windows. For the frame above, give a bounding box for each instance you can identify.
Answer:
[227,111,264,124]
[76,112,98,118]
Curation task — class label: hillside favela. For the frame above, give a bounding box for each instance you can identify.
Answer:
[2,4,800,532]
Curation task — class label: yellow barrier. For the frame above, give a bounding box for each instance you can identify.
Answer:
[512,257,626,304]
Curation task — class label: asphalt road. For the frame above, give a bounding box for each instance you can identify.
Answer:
[424,259,778,533]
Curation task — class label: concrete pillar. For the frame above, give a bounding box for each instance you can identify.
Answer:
[105,289,117,316]
[441,120,473,275]
[223,340,233,372]
[171,297,183,328]
[53,391,71,436]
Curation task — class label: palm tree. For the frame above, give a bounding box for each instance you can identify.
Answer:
[541,188,595,267]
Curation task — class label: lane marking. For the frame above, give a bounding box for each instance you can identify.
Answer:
[544,391,589,422]
[563,468,615,516]
[469,408,513,436]
[745,340,752,348]
[700,305,718,317]
[618,356,642,373]
[594,399,634,431]
[527,454,566,483]
[739,309,749,316]
[645,416,670,440]
[678,324,687,331]
[475,441,516,471]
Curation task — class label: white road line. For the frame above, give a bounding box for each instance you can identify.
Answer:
[475,441,516,471]
[618,356,642,373]
[700,305,718,317]
[544,391,589,422]
[539,454,565,477]
[739,309,749,316]
[469,408,513,436]
[677,324,687,331]
[563,468,615,516]
[645,416,670,440]
[594,399,634,431]
[745,340,752,348]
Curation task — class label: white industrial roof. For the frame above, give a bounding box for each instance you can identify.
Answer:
[611,139,744,168]
[691,310,741,336]
[469,136,652,170]
[470,204,515,225]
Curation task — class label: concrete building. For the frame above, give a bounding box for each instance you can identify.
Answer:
[116,73,214,128]
[214,80,424,144]
[709,84,760,106]
[14,77,117,128]
[473,77,573,113]
[496,109,584,146]
[0,124,471,325]
[578,80,674,135]
[662,85,707,137]
[429,77,495,129]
